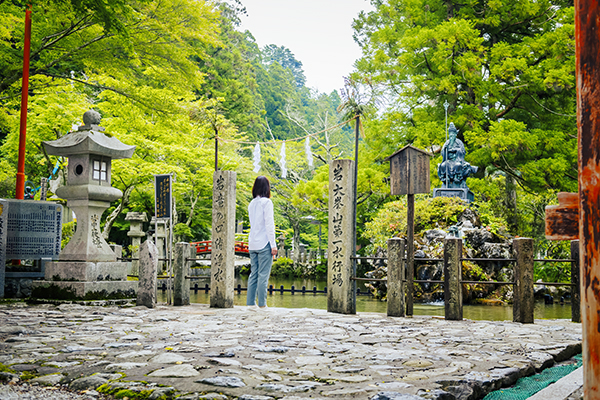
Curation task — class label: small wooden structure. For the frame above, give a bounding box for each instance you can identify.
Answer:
[386,145,431,195]
[386,145,431,316]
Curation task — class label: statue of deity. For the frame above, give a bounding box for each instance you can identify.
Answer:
[437,123,478,188]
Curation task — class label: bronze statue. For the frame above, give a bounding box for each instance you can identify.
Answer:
[437,123,478,189]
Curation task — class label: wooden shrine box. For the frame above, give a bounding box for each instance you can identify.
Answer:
[385,145,431,195]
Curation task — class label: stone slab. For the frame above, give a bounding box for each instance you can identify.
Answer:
[31,280,137,299]
[210,170,236,308]
[1,199,63,259]
[44,261,128,282]
[327,160,355,314]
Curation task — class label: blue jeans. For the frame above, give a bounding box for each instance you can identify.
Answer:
[247,243,273,307]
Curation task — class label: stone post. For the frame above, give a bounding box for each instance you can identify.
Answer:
[151,217,166,273]
[126,212,147,276]
[387,238,405,317]
[444,238,463,320]
[327,159,356,314]
[174,242,192,306]
[571,240,581,323]
[137,240,158,308]
[210,170,236,308]
[513,238,534,323]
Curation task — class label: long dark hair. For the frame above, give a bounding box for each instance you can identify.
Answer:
[252,176,271,198]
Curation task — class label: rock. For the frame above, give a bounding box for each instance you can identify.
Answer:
[425,229,447,244]
[69,375,108,391]
[105,362,148,371]
[30,373,63,386]
[480,243,511,259]
[463,228,494,249]
[370,392,422,400]
[197,376,246,387]
[0,372,18,382]
[458,208,480,227]
[147,364,199,377]
[256,383,316,393]
[199,393,229,400]
[238,395,275,400]
[403,359,433,368]
[149,353,194,364]
[417,389,455,399]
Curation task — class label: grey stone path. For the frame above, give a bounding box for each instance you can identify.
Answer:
[0,302,582,400]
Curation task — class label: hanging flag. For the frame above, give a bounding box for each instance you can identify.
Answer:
[253,142,261,173]
[305,137,313,169]
[280,142,287,178]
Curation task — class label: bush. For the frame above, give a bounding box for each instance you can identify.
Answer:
[271,257,301,277]
[61,221,76,249]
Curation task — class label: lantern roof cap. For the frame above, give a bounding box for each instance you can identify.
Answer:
[42,110,135,159]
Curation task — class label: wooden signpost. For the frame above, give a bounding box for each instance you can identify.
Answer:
[386,145,431,316]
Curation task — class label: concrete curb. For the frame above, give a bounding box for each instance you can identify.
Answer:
[527,367,583,400]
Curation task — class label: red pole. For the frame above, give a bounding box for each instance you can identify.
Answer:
[15,7,32,200]
[575,0,600,396]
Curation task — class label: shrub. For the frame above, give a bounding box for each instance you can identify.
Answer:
[271,257,301,277]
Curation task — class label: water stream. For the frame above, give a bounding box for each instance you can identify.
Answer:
[160,277,573,321]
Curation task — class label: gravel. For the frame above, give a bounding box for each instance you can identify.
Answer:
[0,383,114,400]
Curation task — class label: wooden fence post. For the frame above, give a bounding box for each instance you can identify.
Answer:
[387,238,405,317]
[444,238,462,321]
[513,238,534,323]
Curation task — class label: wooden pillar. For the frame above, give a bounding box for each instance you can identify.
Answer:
[406,194,415,316]
[210,170,236,308]
[513,238,534,324]
[571,240,581,323]
[387,238,405,317]
[327,159,356,314]
[576,0,600,393]
[174,242,191,306]
[444,238,462,320]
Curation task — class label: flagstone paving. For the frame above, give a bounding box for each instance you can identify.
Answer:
[0,302,582,399]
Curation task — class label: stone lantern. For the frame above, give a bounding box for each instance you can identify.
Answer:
[32,110,137,300]
[43,110,135,261]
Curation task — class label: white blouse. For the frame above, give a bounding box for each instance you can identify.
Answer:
[248,196,276,251]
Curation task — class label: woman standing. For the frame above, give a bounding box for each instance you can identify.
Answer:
[247,176,277,309]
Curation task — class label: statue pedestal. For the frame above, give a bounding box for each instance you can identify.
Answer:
[433,188,474,202]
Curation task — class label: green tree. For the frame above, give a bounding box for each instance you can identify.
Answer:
[353,0,577,236]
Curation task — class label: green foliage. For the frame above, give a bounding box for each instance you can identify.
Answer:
[97,384,153,399]
[173,223,193,242]
[61,221,76,250]
[271,257,301,278]
[363,196,469,249]
[0,363,15,373]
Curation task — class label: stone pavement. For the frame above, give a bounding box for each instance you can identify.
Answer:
[0,302,582,400]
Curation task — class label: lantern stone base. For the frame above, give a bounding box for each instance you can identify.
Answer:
[31,261,137,300]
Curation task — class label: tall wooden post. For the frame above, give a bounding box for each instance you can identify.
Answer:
[16,7,32,199]
[576,0,600,394]
[406,194,415,316]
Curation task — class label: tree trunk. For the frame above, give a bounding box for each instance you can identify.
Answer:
[292,220,301,263]
[102,186,133,240]
[504,175,518,234]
